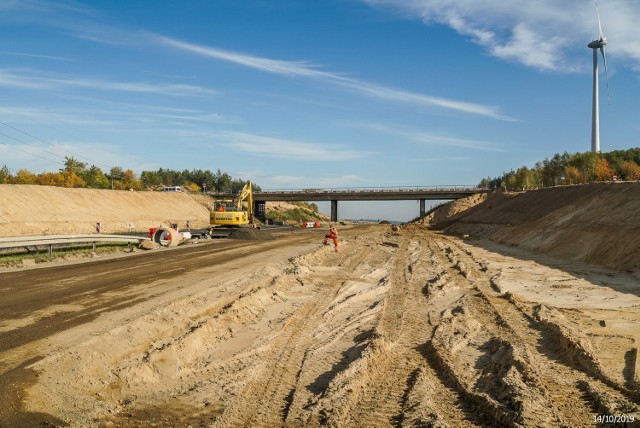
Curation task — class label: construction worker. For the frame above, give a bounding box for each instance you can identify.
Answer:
[323,224,339,252]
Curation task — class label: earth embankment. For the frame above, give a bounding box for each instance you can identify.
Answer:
[0,185,212,236]
[428,182,640,273]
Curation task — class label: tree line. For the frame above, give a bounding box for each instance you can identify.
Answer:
[479,148,640,190]
[0,157,257,193]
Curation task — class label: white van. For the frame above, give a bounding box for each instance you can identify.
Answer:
[162,186,182,192]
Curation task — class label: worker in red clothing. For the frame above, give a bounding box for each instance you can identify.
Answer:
[323,224,339,252]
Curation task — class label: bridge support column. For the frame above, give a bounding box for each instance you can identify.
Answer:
[254,200,266,222]
[419,199,426,218]
[331,200,338,223]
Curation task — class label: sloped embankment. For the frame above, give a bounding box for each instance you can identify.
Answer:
[0,184,211,236]
[436,182,640,273]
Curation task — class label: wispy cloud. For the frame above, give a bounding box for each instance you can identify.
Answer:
[153,34,513,120]
[346,122,504,152]
[0,69,217,96]
[360,0,640,72]
[0,50,77,62]
[222,132,367,161]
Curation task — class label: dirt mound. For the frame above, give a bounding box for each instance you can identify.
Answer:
[0,184,212,236]
[419,192,488,228]
[428,182,640,273]
[227,227,274,240]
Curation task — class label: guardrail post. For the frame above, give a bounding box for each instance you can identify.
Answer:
[48,244,53,258]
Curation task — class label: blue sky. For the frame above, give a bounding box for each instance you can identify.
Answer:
[1,0,639,221]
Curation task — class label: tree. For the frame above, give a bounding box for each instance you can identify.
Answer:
[0,165,11,184]
[83,165,110,189]
[140,170,162,188]
[594,157,612,181]
[563,166,581,185]
[14,169,38,184]
[38,172,65,186]
[107,167,125,190]
[618,160,640,181]
[122,169,142,190]
[60,156,87,188]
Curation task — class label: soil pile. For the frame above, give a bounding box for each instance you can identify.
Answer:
[0,184,211,236]
[429,182,640,273]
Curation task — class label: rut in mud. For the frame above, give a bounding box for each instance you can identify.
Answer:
[19,224,640,426]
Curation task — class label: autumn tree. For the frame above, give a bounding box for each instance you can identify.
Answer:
[594,158,612,181]
[60,156,87,188]
[38,172,65,186]
[14,169,38,184]
[122,169,142,190]
[618,160,640,181]
[563,166,581,184]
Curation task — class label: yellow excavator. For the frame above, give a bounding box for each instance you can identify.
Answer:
[210,181,254,227]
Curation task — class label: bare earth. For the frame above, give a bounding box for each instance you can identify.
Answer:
[1,183,640,427]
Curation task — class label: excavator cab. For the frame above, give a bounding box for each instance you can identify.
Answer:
[210,181,253,227]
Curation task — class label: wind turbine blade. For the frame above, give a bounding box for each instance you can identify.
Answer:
[595,0,604,40]
[600,45,610,102]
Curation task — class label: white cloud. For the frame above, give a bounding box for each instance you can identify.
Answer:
[345,122,504,152]
[153,34,513,120]
[0,69,217,96]
[222,132,367,161]
[361,0,640,72]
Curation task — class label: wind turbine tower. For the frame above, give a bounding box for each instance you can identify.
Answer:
[588,0,609,153]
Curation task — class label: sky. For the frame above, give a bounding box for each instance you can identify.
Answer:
[1,0,640,221]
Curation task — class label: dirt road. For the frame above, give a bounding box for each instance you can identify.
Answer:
[1,223,639,427]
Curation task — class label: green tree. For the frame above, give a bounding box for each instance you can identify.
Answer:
[0,165,12,184]
[83,165,110,189]
[107,167,125,190]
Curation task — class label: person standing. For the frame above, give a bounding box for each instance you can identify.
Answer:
[323,224,339,252]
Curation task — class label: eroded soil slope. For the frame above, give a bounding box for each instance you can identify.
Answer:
[0,184,211,236]
[13,224,640,427]
[436,182,640,273]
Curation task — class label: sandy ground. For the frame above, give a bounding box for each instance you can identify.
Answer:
[2,182,640,426]
[1,222,637,427]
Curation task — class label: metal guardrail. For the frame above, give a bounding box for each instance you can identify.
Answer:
[0,234,149,255]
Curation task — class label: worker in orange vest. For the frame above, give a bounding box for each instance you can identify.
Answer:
[323,224,339,252]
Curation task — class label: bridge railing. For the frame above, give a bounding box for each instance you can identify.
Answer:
[214,185,485,195]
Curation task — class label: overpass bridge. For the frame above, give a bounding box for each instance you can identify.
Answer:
[213,185,488,223]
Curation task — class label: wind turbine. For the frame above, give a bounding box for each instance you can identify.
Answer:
[588,0,609,153]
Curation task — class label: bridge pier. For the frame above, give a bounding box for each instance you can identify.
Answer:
[419,199,425,218]
[254,200,266,222]
[331,200,338,223]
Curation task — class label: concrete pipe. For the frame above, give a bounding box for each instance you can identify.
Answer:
[151,227,181,248]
